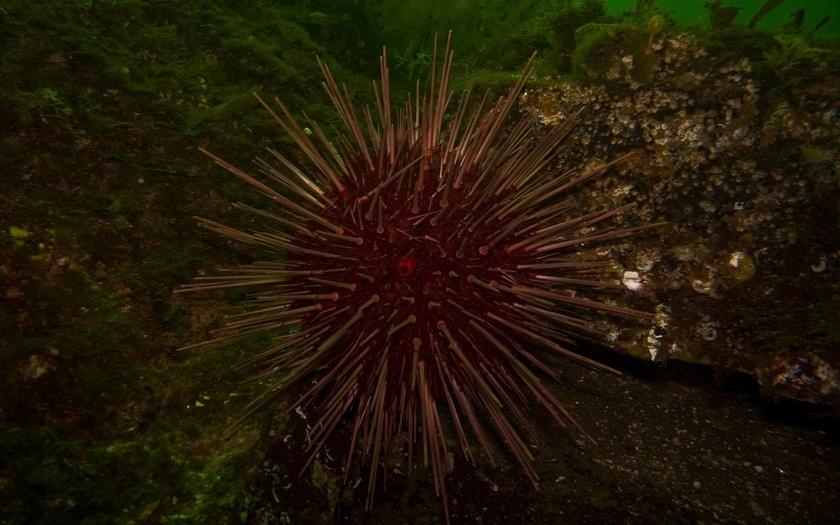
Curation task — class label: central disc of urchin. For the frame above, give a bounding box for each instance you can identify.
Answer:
[182,33,657,518]
[298,182,541,354]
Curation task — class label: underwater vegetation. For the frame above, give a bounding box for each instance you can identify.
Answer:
[182,35,657,520]
[704,0,835,32]
[2,0,839,523]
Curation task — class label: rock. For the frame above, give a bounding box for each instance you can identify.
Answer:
[521,29,840,407]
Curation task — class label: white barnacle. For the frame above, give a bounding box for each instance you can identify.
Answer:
[622,270,643,291]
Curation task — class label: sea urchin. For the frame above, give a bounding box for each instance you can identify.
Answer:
[180,33,656,516]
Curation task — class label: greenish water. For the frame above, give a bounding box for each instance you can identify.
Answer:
[607,0,839,34]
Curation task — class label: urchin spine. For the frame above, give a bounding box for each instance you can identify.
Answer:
[180,32,655,516]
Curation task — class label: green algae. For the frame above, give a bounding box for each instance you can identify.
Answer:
[573,23,660,83]
[0,0,359,522]
[186,85,264,127]
[2,0,839,523]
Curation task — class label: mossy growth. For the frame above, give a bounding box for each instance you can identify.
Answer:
[542,0,610,73]
[0,0,372,522]
[572,23,659,84]
[762,34,838,84]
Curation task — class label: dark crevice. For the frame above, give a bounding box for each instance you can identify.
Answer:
[572,341,840,435]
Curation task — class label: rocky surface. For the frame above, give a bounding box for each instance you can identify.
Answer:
[248,353,840,524]
[520,25,840,407]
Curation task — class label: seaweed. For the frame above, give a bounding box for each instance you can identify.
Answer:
[572,23,658,84]
[763,35,827,81]
[782,8,806,33]
[704,1,744,29]
[0,0,365,522]
[809,15,832,36]
[748,0,786,29]
[543,0,609,73]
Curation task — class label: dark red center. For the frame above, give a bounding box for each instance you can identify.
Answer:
[396,255,417,278]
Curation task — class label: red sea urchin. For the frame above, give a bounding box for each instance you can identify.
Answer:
[180,34,657,517]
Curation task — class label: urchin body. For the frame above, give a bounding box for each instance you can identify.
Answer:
[182,35,655,515]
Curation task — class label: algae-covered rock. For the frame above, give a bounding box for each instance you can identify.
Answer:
[573,23,659,83]
[187,85,263,127]
[8,226,30,239]
[523,27,840,407]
